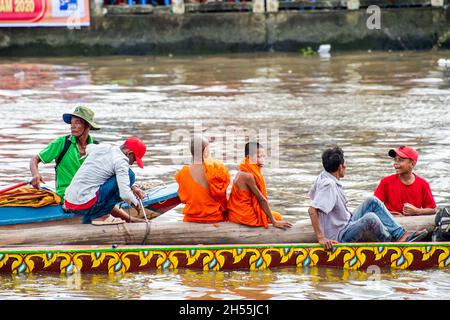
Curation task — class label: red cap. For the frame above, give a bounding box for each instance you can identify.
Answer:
[124,137,147,168]
[388,145,418,163]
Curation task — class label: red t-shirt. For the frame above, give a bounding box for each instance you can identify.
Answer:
[374,174,436,213]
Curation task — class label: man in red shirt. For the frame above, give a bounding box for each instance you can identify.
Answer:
[374,146,436,216]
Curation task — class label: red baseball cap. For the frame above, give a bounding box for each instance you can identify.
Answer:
[388,145,418,163]
[124,137,147,168]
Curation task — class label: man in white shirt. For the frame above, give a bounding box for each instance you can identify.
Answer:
[64,137,147,225]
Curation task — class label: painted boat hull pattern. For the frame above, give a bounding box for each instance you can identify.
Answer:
[0,243,448,274]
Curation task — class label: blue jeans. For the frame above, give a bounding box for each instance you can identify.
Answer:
[70,169,135,224]
[339,196,406,242]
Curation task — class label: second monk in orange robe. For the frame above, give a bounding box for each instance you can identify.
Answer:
[227,142,292,230]
[175,135,230,223]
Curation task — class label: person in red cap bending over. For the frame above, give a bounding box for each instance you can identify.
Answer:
[64,137,147,225]
[374,146,436,216]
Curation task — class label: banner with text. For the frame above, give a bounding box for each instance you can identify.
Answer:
[0,0,90,27]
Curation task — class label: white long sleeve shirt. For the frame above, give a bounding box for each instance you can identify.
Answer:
[65,144,138,207]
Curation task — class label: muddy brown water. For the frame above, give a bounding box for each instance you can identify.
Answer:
[0,51,449,299]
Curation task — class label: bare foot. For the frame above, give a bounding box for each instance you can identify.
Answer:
[111,206,144,223]
[129,216,145,223]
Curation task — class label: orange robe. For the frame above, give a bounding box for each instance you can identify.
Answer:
[227,158,282,228]
[175,160,230,223]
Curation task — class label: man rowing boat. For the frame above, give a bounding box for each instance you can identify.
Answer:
[29,106,100,201]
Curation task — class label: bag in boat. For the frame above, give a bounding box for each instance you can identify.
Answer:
[432,206,450,242]
[0,186,61,207]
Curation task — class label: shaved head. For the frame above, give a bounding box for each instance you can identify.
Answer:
[191,135,210,163]
[245,142,263,157]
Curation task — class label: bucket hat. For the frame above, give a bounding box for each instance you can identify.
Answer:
[63,106,101,130]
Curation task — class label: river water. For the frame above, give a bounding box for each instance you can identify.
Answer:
[0,51,449,299]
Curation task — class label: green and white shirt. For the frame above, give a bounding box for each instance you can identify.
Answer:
[38,135,95,200]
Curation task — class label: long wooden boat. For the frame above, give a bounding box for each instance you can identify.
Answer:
[0,190,446,273]
[0,183,180,229]
[0,242,448,274]
[0,214,437,246]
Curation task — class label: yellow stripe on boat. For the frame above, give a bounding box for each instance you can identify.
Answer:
[0,242,449,274]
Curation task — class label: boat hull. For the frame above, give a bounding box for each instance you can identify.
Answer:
[0,215,437,246]
[0,183,180,228]
[0,242,448,274]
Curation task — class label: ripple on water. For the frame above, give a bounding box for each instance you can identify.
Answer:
[0,52,449,299]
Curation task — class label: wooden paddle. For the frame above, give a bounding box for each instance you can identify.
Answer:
[0,178,32,196]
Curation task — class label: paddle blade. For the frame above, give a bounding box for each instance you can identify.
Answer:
[0,182,27,195]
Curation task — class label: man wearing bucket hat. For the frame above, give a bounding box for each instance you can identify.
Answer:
[64,137,147,225]
[29,106,101,201]
[374,145,436,216]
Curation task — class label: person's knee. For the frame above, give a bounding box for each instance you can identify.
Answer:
[365,196,379,205]
[104,175,119,190]
[363,196,384,211]
[128,169,136,186]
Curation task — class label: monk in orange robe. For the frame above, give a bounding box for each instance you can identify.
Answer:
[175,135,230,223]
[227,142,292,230]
